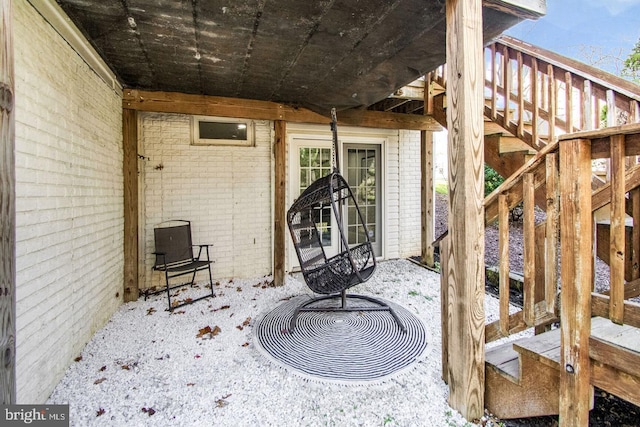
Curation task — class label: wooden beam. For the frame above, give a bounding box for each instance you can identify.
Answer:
[421,130,435,267]
[123,109,139,302]
[482,0,546,20]
[559,137,593,426]
[273,121,286,286]
[445,0,485,420]
[0,0,16,404]
[592,294,640,329]
[591,361,640,408]
[485,300,557,343]
[122,89,442,131]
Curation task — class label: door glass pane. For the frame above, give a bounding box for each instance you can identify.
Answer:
[346,147,379,247]
[299,147,333,247]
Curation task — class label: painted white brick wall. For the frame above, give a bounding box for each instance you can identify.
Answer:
[140,113,273,288]
[398,130,422,258]
[13,1,123,403]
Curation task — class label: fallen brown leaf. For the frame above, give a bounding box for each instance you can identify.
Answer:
[142,407,156,416]
[94,377,107,385]
[74,356,82,362]
[96,408,105,417]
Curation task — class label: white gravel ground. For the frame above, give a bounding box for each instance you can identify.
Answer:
[48,259,523,427]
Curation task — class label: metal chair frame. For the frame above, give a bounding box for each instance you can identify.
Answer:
[150,220,214,311]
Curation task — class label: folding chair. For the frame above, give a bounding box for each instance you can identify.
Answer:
[151,220,214,310]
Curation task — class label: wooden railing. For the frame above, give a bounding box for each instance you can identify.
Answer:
[561,124,640,328]
[429,35,640,152]
[482,140,560,342]
[477,124,640,345]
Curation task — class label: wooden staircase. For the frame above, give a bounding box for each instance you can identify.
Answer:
[431,36,640,422]
[486,316,640,419]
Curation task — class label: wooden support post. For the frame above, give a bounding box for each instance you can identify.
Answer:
[0,0,16,404]
[498,194,510,336]
[445,0,485,420]
[523,173,535,325]
[273,120,286,286]
[559,137,593,426]
[610,134,625,323]
[425,72,434,116]
[421,130,435,267]
[545,153,559,315]
[440,236,450,384]
[123,109,139,302]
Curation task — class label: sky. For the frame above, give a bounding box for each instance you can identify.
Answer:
[504,0,640,76]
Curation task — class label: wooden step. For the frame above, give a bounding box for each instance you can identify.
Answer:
[486,317,640,419]
[485,331,563,419]
[590,316,640,407]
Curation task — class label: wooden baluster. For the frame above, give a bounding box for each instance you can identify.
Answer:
[610,134,625,324]
[531,58,540,146]
[491,44,498,120]
[582,80,593,131]
[523,173,535,325]
[565,72,573,133]
[517,51,524,138]
[545,153,559,314]
[607,89,616,127]
[548,64,556,142]
[499,194,510,336]
[503,45,511,126]
[630,99,640,124]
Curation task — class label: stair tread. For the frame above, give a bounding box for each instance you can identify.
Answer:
[591,316,640,354]
[486,342,520,383]
[513,329,561,369]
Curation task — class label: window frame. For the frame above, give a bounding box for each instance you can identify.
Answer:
[190,115,255,147]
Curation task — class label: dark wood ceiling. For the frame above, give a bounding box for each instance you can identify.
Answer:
[56,0,544,115]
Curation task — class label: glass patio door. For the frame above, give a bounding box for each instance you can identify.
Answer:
[344,144,382,256]
[290,139,383,269]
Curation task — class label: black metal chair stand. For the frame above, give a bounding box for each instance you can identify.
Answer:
[149,220,214,311]
[289,290,407,334]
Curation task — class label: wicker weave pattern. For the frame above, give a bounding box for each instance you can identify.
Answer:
[287,172,376,294]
